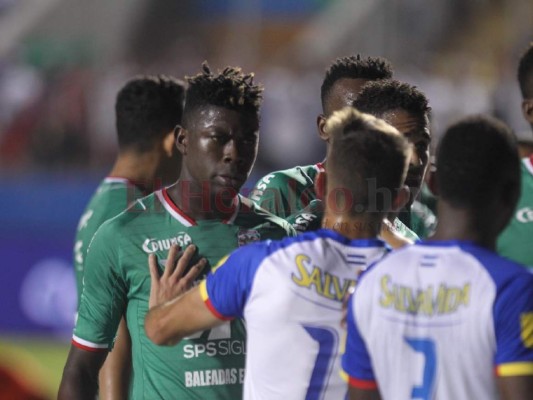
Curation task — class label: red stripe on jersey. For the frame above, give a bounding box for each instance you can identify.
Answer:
[162,188,197,226]
[71,339,108,353]
[348,376,378,390]
[315,162,326,172]
[204,299,233,321]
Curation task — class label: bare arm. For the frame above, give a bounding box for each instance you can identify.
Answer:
[348,386,381,400]
[98,318,131,400]
[497,375,533,400]
[58,346,107,400]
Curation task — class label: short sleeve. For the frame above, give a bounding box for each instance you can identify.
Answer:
[202,242,269,320]
[73,221,127,351]
[494,272,533,376]
[342,292,377,389]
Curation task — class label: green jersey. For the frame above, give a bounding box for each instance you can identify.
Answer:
[497,157,533,269]
[74,189,294,399]
[74,177,144,305]
[251,164,419,241]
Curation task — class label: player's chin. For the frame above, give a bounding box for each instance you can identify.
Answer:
[212,177,244,195]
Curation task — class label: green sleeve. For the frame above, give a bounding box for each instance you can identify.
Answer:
[393,217,420,241]
[285,199,323,233]
[74,221,127,348]
[250,172,301,218]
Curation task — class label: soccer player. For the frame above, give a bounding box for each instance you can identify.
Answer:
[74,75,185,399]
[353,79,434,238]
[250,55,416,242]
[498,43,533,269]
[144,107,412,399]
[59,63,294,400]
[343,115,533,400]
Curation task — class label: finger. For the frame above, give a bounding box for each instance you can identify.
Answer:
[181,258,207,285]
[172,244,197,280]
[148,254,159,283]
[163,244,180,278]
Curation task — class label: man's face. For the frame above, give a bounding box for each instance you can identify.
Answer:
[318,78,369,141]
[381,108,431,200]
[180,106,259,195]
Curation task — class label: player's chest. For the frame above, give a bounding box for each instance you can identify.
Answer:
[121,223,263,291]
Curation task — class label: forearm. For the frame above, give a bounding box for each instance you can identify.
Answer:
[145,298,187,346]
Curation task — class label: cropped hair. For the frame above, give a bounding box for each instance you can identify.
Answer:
[436,115,520,209]
[353,79,431,119]
[115,75,186,152]
[326,107,411,215]
[183,62,263,127]
[321,55,393,111]
[518,43,533,98]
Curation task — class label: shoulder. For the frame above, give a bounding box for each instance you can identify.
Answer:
[252,165,317,192]
[462,244,533,290]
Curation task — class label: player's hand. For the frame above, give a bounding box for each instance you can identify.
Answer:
[148,244,207,309]
[380,218,414,249]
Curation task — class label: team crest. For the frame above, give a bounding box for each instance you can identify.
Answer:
[237,229,261,246]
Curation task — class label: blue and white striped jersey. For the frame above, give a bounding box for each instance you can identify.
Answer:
[199,229,388,400]
[343,240,533,400]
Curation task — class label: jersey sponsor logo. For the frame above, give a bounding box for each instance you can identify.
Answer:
[141,232,192,253]
[183,323,246,359]
[291,254,355,302]
[184,368,245,387]
[77,210,94,231]
[250,174,276,202]
[237,229,260,246]
[379,275,471,316]
[516,207,533,223]
[292,212,318,233]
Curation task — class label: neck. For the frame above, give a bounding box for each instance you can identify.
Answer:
[165,177,238,221]
[109,151,162,193]
[429,202,496,250]
[322,210,381,240]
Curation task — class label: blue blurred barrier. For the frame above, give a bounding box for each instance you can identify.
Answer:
[0,172,102,339]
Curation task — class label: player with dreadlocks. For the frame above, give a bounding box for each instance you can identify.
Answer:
[59,63,293,400]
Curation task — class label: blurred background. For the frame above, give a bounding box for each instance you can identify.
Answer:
[0,0,531,397]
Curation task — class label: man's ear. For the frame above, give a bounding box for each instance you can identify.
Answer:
[317,115,329,142]
[522,99,533,125]
[162,130,176,157]
[175,125,188,155]
[392,185,410,213]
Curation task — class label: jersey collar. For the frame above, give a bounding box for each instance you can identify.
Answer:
[314,162,325,173]
[156,188,240,227]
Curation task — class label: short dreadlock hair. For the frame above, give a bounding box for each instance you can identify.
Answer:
[353,79,431,119]
[116,75,185,152]
[183,62,263,128]
[320,55,393,111]
[518,43,533,99]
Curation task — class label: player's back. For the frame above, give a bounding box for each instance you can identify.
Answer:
[346,240,533,400]
[243,229,387,399]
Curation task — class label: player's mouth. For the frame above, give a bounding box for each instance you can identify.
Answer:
[216,174,245,188]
